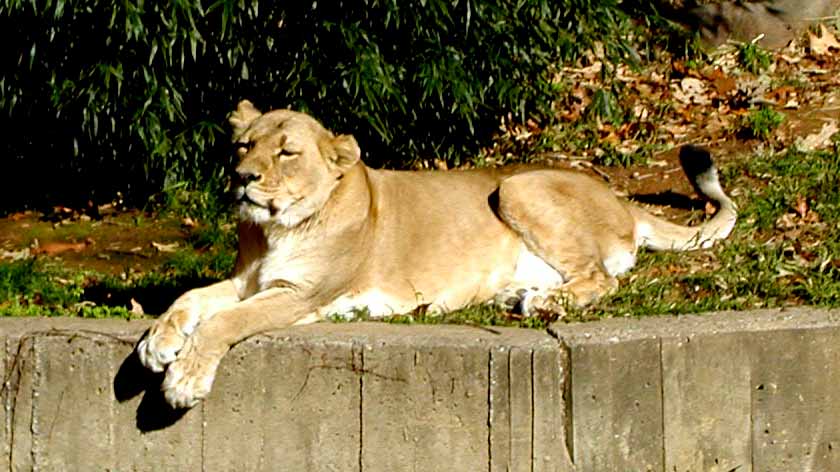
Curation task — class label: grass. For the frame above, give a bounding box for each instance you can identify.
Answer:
[0,259,131,318]
[329,304,558,330]
[0,208,236,318]
[737,41,772,74]
[740,107,785,140]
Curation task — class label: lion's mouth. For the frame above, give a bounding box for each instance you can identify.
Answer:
[237,190,270,209]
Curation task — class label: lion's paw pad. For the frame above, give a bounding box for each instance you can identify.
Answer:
[162,357,217,409]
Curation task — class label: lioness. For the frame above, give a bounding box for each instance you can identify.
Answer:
[137,100,736,408]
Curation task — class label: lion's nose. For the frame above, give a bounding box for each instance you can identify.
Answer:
[237,169,262,184]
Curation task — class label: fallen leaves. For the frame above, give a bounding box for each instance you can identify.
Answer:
[794,119,839,151]
[809,24,840,56]
[672,77,711,105]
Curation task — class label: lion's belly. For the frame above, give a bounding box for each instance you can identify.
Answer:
[320,245,565,319]
[508,247,565,292]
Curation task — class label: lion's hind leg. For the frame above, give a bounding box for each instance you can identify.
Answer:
[496,170,637,314]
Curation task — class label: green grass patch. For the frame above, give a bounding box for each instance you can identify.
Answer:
[737,41,773,74]
[329,303,557,330]
[740,107,785,140]
[0,259,131,318]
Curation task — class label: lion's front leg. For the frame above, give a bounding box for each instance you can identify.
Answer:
[161,288,321,408]
[137,280,240,372]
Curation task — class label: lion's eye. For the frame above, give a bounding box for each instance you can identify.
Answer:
[275,149,298,160]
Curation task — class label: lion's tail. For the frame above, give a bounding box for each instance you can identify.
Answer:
[630,146,737,251]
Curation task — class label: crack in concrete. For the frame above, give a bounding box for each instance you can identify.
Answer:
[357,343,364,472]
[560,338,574,466]
[508,349,513,468]
[543,328,575,466]
[29,338,38,470]
[530,349,535,472]
[486,350,492,472]
[4,336,32,471]
[46,388,65,448]
[658,337,666,471]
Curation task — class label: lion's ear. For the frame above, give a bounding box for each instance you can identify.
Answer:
[325,134,361,174]
[229,100,262,139]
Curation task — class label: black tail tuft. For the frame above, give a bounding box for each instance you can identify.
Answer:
[679,145,714,180]
[679,145,716,197]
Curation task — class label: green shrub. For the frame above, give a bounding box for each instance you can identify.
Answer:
[1,0,630,209]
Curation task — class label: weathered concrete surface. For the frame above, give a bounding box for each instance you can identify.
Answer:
[0,318,567,471]
[661,332,752,472]
[567,337,663,471]
[551,307,840,472]
[1,307,839,471]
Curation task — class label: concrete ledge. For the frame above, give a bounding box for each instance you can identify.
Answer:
[1,307,839,470]
[551,307,840,472]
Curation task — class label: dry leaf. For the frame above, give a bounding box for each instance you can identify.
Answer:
[794,120,839,151]
[672,78,711,105]
[151,241,180,253]
[664,123,689,139]
[776,213,797,230]
[712,75,737,96]
[563,61,603,79]
[809,24,840,56]
[130,298,145,315]
[794,195,809,219]
[32,239,92,256]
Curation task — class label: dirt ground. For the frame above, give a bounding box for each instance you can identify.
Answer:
[0,207,187,275]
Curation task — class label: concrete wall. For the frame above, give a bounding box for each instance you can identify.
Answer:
[1,307,839,471]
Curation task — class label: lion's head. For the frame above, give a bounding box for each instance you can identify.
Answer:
[228,100,361,227]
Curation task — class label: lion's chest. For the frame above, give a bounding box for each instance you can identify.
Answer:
[254,234,326,292]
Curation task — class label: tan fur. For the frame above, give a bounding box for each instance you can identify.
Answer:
[137,100,737,408]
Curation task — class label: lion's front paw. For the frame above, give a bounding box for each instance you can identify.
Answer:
[161,339,222,409]
[137,319,187,373]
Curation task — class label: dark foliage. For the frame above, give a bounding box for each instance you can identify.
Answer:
[1,0,628,210]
